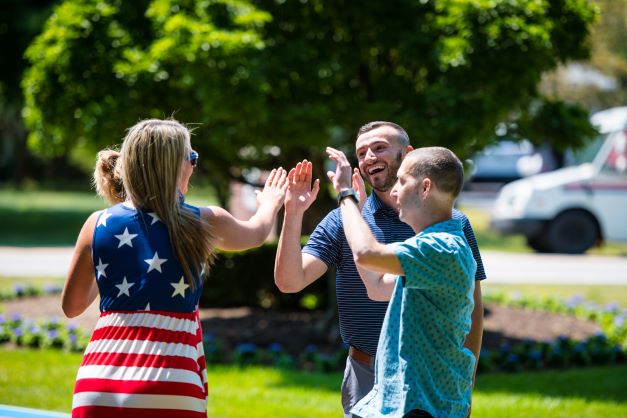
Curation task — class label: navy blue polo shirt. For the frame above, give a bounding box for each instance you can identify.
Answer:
[302,193,486,356]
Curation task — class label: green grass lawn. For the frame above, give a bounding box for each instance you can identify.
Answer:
[483,283,627,309]
[0,187,218,246]
[0,348,625,417]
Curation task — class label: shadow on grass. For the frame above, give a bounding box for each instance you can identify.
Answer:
[268,368,342,393]
[476,364,627,404]
[0,208,93,246]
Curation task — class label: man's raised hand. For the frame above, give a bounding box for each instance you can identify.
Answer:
[285,159,320,214]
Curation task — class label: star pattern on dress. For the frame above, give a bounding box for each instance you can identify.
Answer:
[144,252,167,273]
[148,212,160,225]
[114,228,138,248]
[145,303,151,311]
[95,258,109,278]
[115,277,135,297]
[170,277,190,299]
[97,210,113,227]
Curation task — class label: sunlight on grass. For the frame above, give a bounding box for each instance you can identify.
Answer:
[1,348,625,417]
[0,187,218,246]
[473,366,627,417]
[0,277,65,292]
[483,283,627,308]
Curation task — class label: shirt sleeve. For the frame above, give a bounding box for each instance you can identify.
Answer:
[302,208,342,268]
[394,237,449,290]
[454,209,487,280]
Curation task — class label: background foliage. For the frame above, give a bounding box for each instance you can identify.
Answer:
[19,0,599,201]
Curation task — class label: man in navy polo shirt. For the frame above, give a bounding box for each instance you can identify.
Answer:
[274,121,486,417]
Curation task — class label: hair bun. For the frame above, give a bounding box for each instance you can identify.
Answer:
[93,149,125,204]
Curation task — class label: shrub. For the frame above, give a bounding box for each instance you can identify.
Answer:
[201,241,330,310]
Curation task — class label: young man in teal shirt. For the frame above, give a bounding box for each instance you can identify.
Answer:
[325,146,476,418]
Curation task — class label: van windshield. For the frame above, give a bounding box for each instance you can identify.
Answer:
[564,134,607,166]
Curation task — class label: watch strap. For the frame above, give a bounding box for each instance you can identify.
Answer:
[337,188,359,205]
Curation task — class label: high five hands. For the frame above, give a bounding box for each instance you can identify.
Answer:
[284,151,367,213]
[285,160,320,214]
[326,147,366,209]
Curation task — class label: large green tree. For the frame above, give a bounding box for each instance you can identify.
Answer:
[22,0,598,200]
[0,0,58,182]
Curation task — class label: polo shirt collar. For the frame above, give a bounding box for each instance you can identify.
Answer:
[365,192,389,214]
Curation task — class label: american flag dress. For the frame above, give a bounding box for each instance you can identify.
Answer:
[72,202,208,418]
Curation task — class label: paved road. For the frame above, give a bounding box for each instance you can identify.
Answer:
[1,246,626,284]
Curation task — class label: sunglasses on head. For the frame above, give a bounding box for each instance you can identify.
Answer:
[186,150,199,167]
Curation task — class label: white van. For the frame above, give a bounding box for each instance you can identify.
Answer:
[490,106,627,253]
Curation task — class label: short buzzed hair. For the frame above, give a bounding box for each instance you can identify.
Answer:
[404,147,465,198]
[357,121,410,147]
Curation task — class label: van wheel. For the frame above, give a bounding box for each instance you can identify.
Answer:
[526,234,550,252]
[545,211,600,254]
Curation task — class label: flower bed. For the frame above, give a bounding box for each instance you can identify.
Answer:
[0,283,62,301]
[1,293,625,373]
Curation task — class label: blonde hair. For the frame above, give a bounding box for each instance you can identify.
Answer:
[94,149,125,204]
[95,118,216,288]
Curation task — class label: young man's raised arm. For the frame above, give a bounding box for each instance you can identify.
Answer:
[326,147,405,280]
[274,160,328,293]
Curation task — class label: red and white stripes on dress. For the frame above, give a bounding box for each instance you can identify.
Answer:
[72,310,208,418]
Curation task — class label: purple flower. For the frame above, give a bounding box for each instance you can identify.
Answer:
[11,313,21,322]
[67,323,78,331]
[614,316,625,328]
[13,328,23,337]
[593,331,607,341]
[506,353,519,363]
[69,334,78,344]
[604,303,619,312]
[47,329,59,339]
[0,314,5,324]
[566,294,584,307]
[44,284,62,294]
[237,343,257,353]
[529,349,542,361]
[269,343,283,353]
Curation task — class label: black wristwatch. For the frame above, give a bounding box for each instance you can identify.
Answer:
[337,188,359,205]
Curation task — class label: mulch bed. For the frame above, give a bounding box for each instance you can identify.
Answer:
[2,295,601,356]
[2,295,601,354]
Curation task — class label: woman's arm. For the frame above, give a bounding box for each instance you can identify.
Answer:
[62,211,100,318]
[205,168,288,251]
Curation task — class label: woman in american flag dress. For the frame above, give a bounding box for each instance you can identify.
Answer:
[62,118,288,417]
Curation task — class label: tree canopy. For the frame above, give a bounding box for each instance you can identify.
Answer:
[22,0,598,196]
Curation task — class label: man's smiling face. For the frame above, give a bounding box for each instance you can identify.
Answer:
[355,126,407,192]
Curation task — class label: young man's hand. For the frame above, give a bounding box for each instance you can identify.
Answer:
[352,167,366,210]
[285,160,320,215]
[325,147,353,192]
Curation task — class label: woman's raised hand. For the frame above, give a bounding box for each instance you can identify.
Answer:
[256,167,289,211]
[285,160,320,214]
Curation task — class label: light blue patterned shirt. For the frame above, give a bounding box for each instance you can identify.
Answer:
[351,218,477,418]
